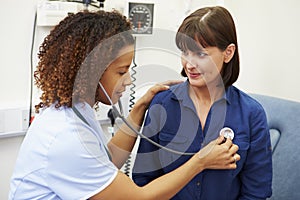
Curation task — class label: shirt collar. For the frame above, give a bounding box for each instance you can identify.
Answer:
[170,80,233,106]
[224,86,234,105]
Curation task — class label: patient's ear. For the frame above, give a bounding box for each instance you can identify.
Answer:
[223,43,236,63]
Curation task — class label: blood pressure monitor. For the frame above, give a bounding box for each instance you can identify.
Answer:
[128,2,154,35]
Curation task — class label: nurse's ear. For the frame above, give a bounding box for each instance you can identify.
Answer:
[223,44,236,63]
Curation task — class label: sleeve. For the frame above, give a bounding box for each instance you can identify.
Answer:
[132,97,166,186]
[239,104,273,200]
[46,124,118,200]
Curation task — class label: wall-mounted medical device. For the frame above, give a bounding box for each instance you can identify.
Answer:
[0,106,29,138]
[36,0,78,26]
[124,1,154,35]
[128,2,154,35]
[36,0,102,27]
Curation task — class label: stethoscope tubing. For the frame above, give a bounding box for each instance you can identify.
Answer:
[99,83,234,156]
[99,82,195,155]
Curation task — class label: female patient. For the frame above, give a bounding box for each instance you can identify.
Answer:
[133,6,272,200]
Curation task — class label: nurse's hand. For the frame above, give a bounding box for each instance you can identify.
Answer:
[137,80,183,109]
[196,135,240,170]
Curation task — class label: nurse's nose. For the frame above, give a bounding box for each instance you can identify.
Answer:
[123,71,132,86]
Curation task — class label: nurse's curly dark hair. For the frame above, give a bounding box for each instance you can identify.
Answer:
[34,10,134,113]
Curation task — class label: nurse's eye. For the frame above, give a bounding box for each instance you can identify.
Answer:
[119,71,127,75]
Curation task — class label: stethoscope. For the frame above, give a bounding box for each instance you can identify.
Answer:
[98,82,234,156]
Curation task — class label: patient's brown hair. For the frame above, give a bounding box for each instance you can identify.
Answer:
[176,6,240,88]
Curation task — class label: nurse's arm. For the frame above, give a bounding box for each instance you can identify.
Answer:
[91,136,239,200]
[108,81,181,168]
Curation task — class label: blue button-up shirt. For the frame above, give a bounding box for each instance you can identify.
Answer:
[132,81,272,200]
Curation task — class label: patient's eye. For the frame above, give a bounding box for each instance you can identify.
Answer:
[196,51,208,57]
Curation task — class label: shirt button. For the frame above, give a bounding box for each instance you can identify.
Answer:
[197,182,201,186]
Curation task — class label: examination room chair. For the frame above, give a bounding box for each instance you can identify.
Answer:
[250,94,300,200]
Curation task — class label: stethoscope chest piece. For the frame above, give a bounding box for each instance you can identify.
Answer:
[219,127,234,140]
